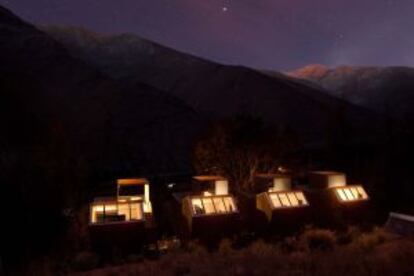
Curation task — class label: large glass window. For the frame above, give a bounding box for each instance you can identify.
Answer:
[295,192,308,205]
[90,201,144,224]
[268,191,309,209]
[287,193,299,206]
[223,197,237,212]
[202,198,216,214]
[334,186,369,202]
[270,194,282,208]
[357,187,368,199]
[190,196,237,216]
[117,203,130,221]
[192,198,205,215]
[213,197,227,213]
[130,202,143,220]
[278,193,291,207]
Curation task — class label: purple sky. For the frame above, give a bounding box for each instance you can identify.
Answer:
[1,0,413,70]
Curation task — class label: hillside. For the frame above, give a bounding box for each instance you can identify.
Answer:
[43,26,382,145]
[0,5,201,265]
[289,65,414,126]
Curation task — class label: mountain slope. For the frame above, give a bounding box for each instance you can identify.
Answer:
[43,26,382,145]
[1,5,203,265]
[289,65,414,126]
[1,7,201,175]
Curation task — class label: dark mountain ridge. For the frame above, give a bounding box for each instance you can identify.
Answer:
[289,64,414,127]
[43,25,383,146]
[0,5,201,263]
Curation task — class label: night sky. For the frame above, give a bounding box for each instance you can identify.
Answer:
[1,0,413,70]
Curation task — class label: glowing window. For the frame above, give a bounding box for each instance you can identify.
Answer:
[295,192,308,205]
[130,202,143,220]
[357,187,368,199]
[344,188,354,200]
[278,193,291,207]
[350,187,359,199]
[117,203,130,221]
[90,201,144,224]
[202,198,216,214]
[337,189,347,201]
[191,196,237,216]
[334,185,369,202]
[268,191,308,209]
[223,197,237,212]
[213,198,227,213]
[270,194,282,208]
[287,193,299,206]
[192,198,204,215]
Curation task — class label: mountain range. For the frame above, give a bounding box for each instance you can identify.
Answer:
[289,64,414,127]
[42,25,381,144]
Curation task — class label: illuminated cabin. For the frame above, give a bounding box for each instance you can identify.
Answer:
[181,176,239,235]
[309,171,369,203]
[255,174,309,224]
[89,178,154,249]
[307,171,370,226]
[90,178,152,225]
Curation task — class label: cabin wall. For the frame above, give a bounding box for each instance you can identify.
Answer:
[182,197,193,232]
[256,193,273,221]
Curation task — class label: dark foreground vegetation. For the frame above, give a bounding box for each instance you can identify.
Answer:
[24,227,414,276]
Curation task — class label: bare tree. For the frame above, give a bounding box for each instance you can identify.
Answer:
[193,115,298,192]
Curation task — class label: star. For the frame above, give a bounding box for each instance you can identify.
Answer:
[222,7,228,12]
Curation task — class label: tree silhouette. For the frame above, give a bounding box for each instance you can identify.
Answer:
[193,115,298,192]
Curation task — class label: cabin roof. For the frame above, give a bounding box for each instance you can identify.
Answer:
[193,175,226,182]
[389,212,414,223]
[117,178,148,186]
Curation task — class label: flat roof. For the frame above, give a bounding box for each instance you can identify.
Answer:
[193,175,227,182]
[389,212,414,223]
[117,178,149,186]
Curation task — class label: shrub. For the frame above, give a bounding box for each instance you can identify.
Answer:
[248,239,278,257]
[279,236,300,253]
[299,228,337,251]
[72,251,99,271]
[337,226,361,245]
[185,241,208,257]
[218,238,234,256]
[350,227,394,251]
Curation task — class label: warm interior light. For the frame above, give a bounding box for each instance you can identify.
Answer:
[333,185,369,202]
[327,174,346,188]
[190,196,237,216]
[90,201,144,224]
[269,191,309,209]
[270,177,291,192]
[215,180,229,195]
